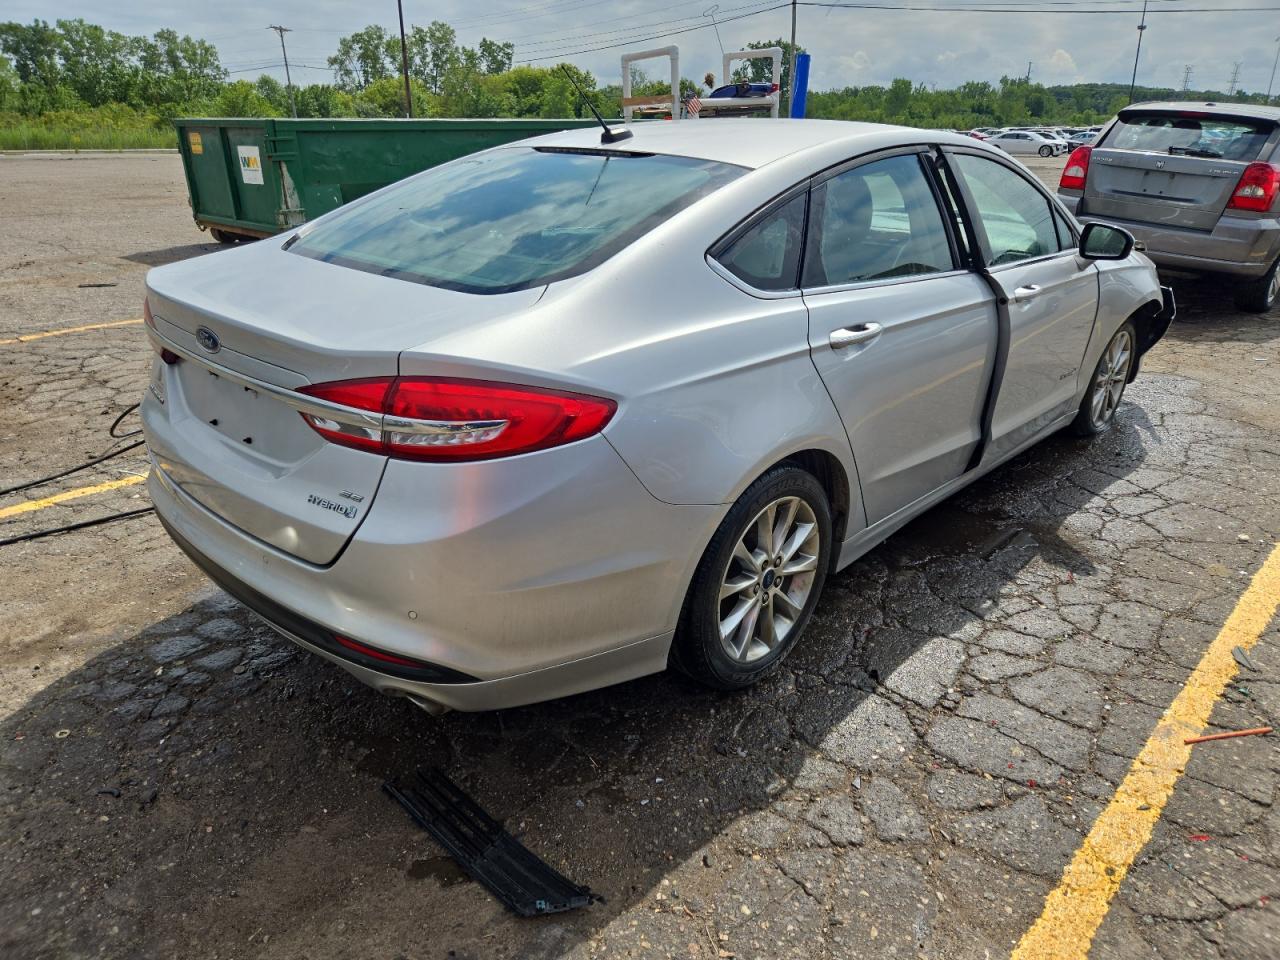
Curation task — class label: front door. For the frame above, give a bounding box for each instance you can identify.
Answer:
[803,150,998,525]
[945,150,1100,460]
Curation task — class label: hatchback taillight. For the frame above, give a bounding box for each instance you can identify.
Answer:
[1227,162,1280,213]
[1060,146,1092,191]
[297,377,616,462]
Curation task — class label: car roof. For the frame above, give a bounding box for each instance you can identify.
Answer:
[517,118,981,170]
[1124,100,1280,121]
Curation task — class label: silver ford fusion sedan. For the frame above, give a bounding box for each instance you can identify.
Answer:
[142,119,1172,713]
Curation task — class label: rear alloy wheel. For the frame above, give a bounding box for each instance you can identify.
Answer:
[1233,257,1280,314]
[1072,321,1135,436]
[1038,145,1053,157]
[671,466,831,690]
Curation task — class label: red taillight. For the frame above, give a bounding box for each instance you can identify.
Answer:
[297,376,616,462]
[1227,162,1280,213]
[1060,146,1092,191]
[770,83,779,93]
[144,297,180,364]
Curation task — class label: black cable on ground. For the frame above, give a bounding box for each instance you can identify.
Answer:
[109,403,141,439]
[0,507,155,548]
[0,404,144,497]
[0,439,145,497]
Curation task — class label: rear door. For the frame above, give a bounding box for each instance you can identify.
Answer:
[801,148,997,523]
[945,149,1099,459]
[1083,109,1277,228]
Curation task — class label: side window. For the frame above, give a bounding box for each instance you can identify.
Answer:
[1052,205,1076,250]
[715,192,806,291]
[802,154,955,287]
[952,154,1065,266]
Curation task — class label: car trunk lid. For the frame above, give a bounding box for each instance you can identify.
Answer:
[143,242,545,564]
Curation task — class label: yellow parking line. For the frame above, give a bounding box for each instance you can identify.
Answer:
[1011,542,1280,960]
[0,474,147,519]
[0,317,143,346]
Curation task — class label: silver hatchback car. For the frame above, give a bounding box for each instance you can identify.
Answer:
[142,120,1171,713]
[1058,101,1280,312]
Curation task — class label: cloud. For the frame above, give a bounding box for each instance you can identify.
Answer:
[1046,48,1078,76]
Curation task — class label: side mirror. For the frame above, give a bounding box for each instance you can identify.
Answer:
[1079,222,1135,261]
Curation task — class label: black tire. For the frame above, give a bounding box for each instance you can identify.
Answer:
[210,228,238,245]
[1038,145,1053,157]
[1072,320,1137,436]
[1233,257,1280,313]
[670,465,832,690]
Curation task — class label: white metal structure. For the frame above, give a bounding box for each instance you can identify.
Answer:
[697,47,783,119]
[621,46,681,122]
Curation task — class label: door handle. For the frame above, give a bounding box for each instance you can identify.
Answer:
[1012,284,1043,302]
[829,323,883,350]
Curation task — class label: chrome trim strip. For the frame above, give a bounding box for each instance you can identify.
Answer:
[147,322,383,432]
[705,256,803,300]
[801,267,971,297]
[383,415,508,437]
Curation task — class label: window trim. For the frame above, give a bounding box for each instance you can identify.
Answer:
[799,147,964,295]
[938,145,1083,273]
[705,181,812,299]
[706,142,943,298]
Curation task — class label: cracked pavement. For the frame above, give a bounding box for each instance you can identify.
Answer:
[1,153,1278,960]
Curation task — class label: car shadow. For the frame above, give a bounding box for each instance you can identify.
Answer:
[120,243,225,267]
[1,412,1156,959]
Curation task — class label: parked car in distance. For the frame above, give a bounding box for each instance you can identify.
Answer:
[966,129,991,140]
[987,129,1069,157]
[142,119,1171,714]
[1058,101,1280,311]
[1068,130,1098,148]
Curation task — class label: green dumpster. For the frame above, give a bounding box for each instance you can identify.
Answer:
[174,117,602,243]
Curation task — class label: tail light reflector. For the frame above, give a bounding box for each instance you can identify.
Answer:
[1059,146,1092,191]
[297,377,616,462]
[1227,162,1280,212]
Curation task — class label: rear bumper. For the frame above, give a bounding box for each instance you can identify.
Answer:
[1059,192,1280,278]
[148,434,720,711]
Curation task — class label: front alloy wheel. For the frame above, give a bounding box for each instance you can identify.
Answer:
[672,465,832,690]
[1073,322,1135,435]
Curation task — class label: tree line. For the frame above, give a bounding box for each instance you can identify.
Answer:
[2,17,1275,146]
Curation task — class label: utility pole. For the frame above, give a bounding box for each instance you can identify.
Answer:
[1025,61,1032,83]
[1181,64,1193,93]
[1267,36,1280,103]
[1227,61,1242,97]
[1127,0,1148,104]
[788,0,798,115]
[267,25,296,117]
[396,0,413,118]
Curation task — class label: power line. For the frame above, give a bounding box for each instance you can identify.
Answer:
[516,3,789,62]
[515,0,782,51]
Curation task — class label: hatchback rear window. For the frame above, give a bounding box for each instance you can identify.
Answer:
[1105,111,1274,162]
[288,147,745,294]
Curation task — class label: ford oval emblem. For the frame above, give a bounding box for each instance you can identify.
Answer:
[196,326,221,353]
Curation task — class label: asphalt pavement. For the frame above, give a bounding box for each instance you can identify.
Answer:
[1,151,1277,960]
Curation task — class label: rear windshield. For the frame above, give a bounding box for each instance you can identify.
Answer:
[1104,111,1274,161]
[288,147,745,294]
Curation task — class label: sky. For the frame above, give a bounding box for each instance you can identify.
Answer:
[8,0,1280,95]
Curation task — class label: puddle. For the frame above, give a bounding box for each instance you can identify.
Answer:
[407,856,469,886]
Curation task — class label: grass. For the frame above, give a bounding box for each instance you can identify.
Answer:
[0,111,178,151]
